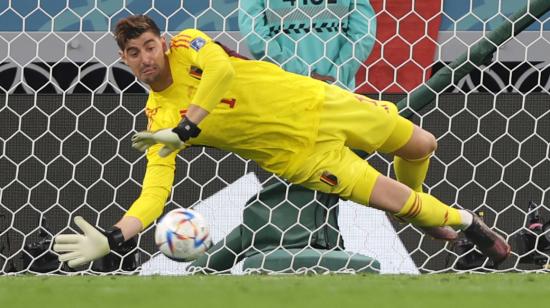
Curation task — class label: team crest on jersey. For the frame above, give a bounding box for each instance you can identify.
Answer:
[189,66,203,79]
[320,171,338,187]
[190,37,206,51]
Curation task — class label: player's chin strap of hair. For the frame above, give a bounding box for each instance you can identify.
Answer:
[172,116,201,142]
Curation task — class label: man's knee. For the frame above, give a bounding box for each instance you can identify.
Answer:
[396,129,437,160]
[420,130,437,157]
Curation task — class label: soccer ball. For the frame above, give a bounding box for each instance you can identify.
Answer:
[154,208,212,261]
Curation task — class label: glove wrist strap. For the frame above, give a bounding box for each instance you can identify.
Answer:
[106,227,125,248]
[172,117,201,142]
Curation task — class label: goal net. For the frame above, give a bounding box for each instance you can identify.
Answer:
[1,0,549,275]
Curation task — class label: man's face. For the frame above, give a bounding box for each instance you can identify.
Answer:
[120,31,167,85]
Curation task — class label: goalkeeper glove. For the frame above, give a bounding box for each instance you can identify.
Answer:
[131,117,201,157]
[53,216,125,268]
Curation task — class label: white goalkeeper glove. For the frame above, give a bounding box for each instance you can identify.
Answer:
[53,216,124,268]
[131,129,185,157]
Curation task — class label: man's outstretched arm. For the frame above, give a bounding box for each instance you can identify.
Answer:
[54,123,178,268]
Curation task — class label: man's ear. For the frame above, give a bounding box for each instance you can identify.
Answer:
[119,50,126,65]
[161,36,168,53]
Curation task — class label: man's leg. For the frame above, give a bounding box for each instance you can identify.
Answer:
[392,126,434,193]
[295,144,511,266]
[358,173,510,265]
[378,119,435,193]
[365,174,466,228]
[376,121,462,239]
[307,89,510,265]
[374,119,510,265]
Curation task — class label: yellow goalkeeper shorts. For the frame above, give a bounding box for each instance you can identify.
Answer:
[289,84,414,205]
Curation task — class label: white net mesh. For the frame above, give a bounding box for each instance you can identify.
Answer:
[1,0,549,275]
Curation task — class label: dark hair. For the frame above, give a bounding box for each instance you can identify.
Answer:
[114,15,161,50]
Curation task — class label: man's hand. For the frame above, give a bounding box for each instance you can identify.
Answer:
[131,129,185,157]
[53,216,111,268]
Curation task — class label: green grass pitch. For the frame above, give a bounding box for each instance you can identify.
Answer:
[1,274,549,308]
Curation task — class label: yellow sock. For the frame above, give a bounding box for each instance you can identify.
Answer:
[395,191,463,228]
[394,155,430,192]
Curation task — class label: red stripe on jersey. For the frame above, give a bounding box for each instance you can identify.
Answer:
[171,37,190,44]
[170,37,190,48]
[171,43,189,49]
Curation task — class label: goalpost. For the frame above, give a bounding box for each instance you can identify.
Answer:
[1,1,549,275]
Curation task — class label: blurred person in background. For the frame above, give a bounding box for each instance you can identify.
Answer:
[239,0,376,91]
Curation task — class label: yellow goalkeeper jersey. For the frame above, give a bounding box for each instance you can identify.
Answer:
[126,28,326,227]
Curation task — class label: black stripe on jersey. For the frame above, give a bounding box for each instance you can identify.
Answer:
[268,21,348,36]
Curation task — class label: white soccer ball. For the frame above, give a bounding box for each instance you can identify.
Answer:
[154,208,212,261]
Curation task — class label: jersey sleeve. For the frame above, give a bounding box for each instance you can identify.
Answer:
[170,29,235,112]
[124,99,179,228]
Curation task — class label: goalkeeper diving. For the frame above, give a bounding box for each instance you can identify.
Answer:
[53,15,511,268]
